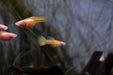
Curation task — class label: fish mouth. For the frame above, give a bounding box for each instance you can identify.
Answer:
[13,34,17,38]
[15,22,19,26]
[10,33,17,38]
[4,27,8,30]
[60,42,66,46]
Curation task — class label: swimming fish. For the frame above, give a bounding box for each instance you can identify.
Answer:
[15,16,46,28]
[99,53,106,62]
[38,36,66,47]
[0,32,17,41]
[0,24,8,31]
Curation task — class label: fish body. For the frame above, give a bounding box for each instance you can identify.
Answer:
[15,16,46,28]
[0,32,17,41]
[0,24,8,31]
[38,36,66,47]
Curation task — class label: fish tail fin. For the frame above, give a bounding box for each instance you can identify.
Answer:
[30,16,47,23]
[38,36,47,46]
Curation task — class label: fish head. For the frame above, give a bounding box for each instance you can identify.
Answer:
[0,24,8,31]
[15,20,27,28]
[99,53,106,62]
[3,26,8,30]
[59,41,66,46]
[9,33,17,38]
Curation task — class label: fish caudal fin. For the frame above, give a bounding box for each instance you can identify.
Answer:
[30,16,46,23]
[38,36,47,46]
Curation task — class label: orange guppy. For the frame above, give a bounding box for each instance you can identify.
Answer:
[38,36,66,47]
[15,16,46,28]
[0,24,8,31]
[0,32,17,41]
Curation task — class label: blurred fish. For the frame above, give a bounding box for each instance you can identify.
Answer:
[99,53,106,62]
[0,24,8,31]
[15,16,46,28]
[0,32,17,41]
[38,36,66,47]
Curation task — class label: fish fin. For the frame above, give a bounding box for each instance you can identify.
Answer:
[29,16,37,19]
[38,36,47,46]
[30,16,47,22]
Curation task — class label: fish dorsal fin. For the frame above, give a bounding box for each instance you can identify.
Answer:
[30,16,46,19]
[30,16,37,19]
[30,16,46,22]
